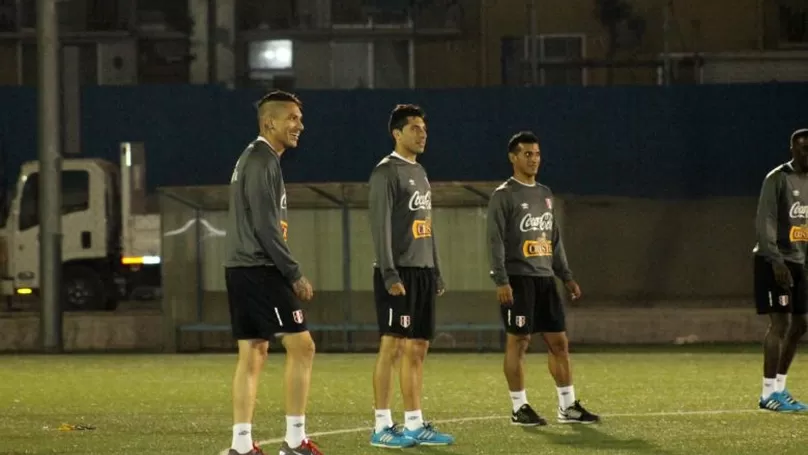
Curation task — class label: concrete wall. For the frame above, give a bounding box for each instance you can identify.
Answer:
[0,312,163,352]
[0,305,767,352]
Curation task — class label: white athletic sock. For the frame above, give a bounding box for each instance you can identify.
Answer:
[557,385,575,410]
[762,377,776,399]
[231,423,253,454]
[404,410,424,431]
[285,416,306,448]
[510,390,528,413]
[374,409,394,433]
[776,374,787,393]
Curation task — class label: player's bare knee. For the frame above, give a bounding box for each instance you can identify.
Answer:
[404,339,429,363]
[378,336,404,363]
[238,340,268,374]
[506,334,531,354]
[544,333,569,357]
[283,332,316,361]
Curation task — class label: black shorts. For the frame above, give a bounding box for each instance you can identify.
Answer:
[224,266,308,340]
[501,275,566,334]
[373,267,437,341]
[753,255,808,315]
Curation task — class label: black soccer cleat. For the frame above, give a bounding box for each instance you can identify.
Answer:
[557,400,600,424]
[279,439,324,455]
[511,403,548,426]
[227,442,266,455]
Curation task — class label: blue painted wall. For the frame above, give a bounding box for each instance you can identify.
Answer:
[1,83,806,198]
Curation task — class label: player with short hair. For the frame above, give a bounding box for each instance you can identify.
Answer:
[367,104,454,448]
[487,131,600,426]
[753,128,808,412]
[223,90,323,455]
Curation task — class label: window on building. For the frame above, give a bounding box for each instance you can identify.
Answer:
[501,34,586,87]
[779,2,808,45]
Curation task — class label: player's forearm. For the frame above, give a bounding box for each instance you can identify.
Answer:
[552,251,574,282]
[487,199,509,286]
[489,251,509,286]
[368,207,400,287]
[487,229,509,286]
[757,217,784,263]
[369,171,401,288]
[372,229,400,288]
[431,231,445,289]
[755,178,784,263]
[255,226,302,283]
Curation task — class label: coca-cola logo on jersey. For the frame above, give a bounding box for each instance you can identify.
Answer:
[408,191,432,211]
[790,202,808,219]
[519,212,553,232]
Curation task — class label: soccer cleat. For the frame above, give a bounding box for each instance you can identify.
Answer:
[780,389,808,411]
[402,422,455,446]
[370,424,418,448]
[511,404,547,426]
[228,442,266,455]
[557,400,600,424]
[759,391,803,412]
[279,438,323,455]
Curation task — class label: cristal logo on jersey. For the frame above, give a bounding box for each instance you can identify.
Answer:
[280,221,288,242]
[522,236,552,257]
[408,191,432,211]
[519,212,553,232]
[789,225,808,242]
[412,219,432,239]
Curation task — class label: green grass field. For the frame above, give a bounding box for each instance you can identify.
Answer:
[2,346,807,454]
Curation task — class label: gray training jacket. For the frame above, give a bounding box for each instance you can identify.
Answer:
[486,177,573,286]
[753,160,808,266]
[368,153,444,290]
[223,137,302,283]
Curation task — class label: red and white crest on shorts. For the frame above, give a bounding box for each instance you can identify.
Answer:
[292,310,304,323]
[779,295,790,307]
[400,315,411,328]
[545,198,552,209]
[515,315,526,328]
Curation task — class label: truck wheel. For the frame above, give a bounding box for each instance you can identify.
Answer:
[63,266,107,311]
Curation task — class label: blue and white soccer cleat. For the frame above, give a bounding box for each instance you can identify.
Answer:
[369,424,417,448]
[402,422,455,446]
[780,389,808,411]
[759,391,803,412]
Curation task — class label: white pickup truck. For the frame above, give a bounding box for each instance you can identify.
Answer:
[0,143,161,311]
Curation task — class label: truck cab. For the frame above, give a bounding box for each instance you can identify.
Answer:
[0,143,161,311]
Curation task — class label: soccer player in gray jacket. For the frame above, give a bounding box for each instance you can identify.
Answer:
[487,131,600,426]
[368,104,454,448]
[753,128,808,412]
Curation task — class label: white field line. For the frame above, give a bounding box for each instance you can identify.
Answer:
[217,408,761,455]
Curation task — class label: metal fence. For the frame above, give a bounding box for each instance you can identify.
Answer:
[159,181,519,353]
